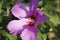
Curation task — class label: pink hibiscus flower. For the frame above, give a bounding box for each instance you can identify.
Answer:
[7,0,47,40]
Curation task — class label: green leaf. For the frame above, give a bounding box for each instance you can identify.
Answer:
[43,3,60,26]
[6,5,10,16]
[0,0,3,10]
[1,30,17,40]
[49,15,60,26]
[0,0,3,15]
[0,16,2,22]
[37,29,43,40]
[42,34,47,40]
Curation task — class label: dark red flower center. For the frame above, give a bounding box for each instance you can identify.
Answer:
[26,16,36,26]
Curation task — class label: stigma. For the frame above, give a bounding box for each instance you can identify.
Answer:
[26,16,36,26]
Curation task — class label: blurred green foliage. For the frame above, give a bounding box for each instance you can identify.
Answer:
[0,0,60,40]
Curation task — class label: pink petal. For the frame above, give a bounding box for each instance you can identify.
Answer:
[35,10,47,25]
[58,38,60,40]
[29,0,39,11]
[7,18,27,35]
[21,25,37,40]
[11,2,28,19]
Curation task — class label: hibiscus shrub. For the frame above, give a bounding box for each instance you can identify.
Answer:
[0,0,60,40]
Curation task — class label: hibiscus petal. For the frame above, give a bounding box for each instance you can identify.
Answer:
[7,18,27,35]
[11,2,28,19]
[29,0,39,11]
[35,10,47,25]
[21,25,37,40]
